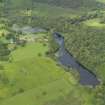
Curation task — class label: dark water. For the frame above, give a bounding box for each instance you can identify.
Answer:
[53,32,100,87]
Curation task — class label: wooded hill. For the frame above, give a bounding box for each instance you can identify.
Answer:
[1,0,105,10]
[32,0,105,9]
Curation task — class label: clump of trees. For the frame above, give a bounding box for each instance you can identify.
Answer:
[0,42,11,61]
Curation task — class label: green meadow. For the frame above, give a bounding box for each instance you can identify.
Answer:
[83,18,105,27]
[3,44,76,105]
[96,0,105,3]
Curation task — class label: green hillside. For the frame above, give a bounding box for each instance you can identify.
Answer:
[35,0,101,9]
[8,0,105,10]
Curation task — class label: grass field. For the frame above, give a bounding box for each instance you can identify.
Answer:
[11,42,48,61]
[9,1,79,19]
[0,39,76,105]
[96,0,105,3]
[0,79,74,105]
[83,18,105,28]
[31,3,78,18]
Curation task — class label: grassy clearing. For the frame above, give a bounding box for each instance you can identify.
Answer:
[32,3,78,18]
[11,2,78,18]
[11,42,49,61]
[83,18,105,27]
[4,56,76,91]
[96,0,105,3]
[0,79,74,105]
[0,39,76,105]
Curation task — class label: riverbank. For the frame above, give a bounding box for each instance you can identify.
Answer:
[53,32,100,87]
